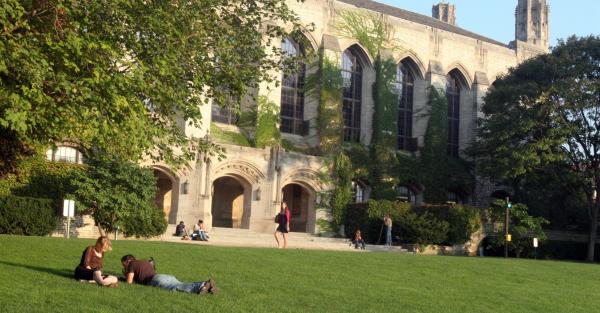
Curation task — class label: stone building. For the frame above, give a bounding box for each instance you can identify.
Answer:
[100,0,551,235]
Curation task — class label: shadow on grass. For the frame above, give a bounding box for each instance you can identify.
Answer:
[0,260,73,279]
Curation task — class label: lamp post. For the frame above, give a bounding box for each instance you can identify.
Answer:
[504,197,511,258]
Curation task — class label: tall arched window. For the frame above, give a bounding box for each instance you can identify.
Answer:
[342,49,362,142]
[397,63,414,150]
[280,37,305,135]
[446,73,461,157]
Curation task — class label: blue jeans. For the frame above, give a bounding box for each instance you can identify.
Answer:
[193,231,208,241]
[148,274,205,293]
[385,227,392,246]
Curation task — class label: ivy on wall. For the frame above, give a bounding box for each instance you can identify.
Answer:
[420,87,450,203]
[254,95,281,148]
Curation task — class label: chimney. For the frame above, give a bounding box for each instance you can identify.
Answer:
[432,2,456,25]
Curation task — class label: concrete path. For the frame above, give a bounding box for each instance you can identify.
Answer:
[161,225,411,253]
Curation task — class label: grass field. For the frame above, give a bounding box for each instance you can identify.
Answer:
[1,235,599,313]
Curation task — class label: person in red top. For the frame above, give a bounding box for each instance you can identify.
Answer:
[74,236,118,287]
[274,202,290,249]
[283,201,291,227]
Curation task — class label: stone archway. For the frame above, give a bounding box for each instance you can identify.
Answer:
[211,176,252,229]
[153,168,178,224]
[282,183,315,233]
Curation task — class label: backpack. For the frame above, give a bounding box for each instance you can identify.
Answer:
[274,214,281,224]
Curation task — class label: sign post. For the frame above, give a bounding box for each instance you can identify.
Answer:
[533,237,538,259]
[62,199,75,238]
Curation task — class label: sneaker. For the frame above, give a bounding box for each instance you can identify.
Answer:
[198,280,211,295]
[207,279,218,294]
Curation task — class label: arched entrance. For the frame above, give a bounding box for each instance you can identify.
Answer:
[282,183,314,233]
[211,176,251,229]
[153,168,177,224]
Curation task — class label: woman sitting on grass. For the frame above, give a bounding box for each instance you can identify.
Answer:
[74,236,118,287]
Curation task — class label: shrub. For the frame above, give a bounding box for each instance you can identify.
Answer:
[345,200,411,243]
[399,211,449,245]
[0,196,58,236]
[72,155,167,238]
[416,204,481,245]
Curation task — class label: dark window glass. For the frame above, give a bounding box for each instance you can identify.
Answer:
[397,63,414,150]
[446,74,460,157]
[211,101,238,124]
[341,50,362,142]
[280,38,306,135]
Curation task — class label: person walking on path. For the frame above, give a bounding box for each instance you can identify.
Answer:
[120,255,217,294]
[274,202,290,249]
[384,214,393,247]
[74,236,118,287]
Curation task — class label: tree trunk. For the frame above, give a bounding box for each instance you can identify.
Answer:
[586,199,599,262]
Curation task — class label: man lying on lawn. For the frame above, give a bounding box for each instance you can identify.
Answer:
[120,254,218,294]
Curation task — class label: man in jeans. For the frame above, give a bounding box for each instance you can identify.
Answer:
[120,255,217,294]
[384,214,393,247]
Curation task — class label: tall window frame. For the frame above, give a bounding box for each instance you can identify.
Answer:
[211,99,238,125]
[280,37,306,135]
[397,63,414,150]
[341,49,363,142]
[446,73,461,157]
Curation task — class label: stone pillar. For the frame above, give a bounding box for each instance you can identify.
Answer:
[432,2,456,25]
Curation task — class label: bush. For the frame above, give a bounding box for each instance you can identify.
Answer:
[416,204,481,245]
[346,200,480,246]
[0,196,58,236]
[72,155,167,238]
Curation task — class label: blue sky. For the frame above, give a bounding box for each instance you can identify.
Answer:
[378,0,600,47]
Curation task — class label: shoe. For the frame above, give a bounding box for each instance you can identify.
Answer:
[208,279,218,294]
[198,279,212,295]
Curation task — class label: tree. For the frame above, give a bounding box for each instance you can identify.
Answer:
[1,0,303,167]
[487,200,548,258]
[71,154,167,237]
[474,36,600,261]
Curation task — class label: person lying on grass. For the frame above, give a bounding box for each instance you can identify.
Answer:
[120,254,218,294]
[74,236,118,287]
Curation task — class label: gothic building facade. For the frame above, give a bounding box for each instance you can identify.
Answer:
[142,0,550,234]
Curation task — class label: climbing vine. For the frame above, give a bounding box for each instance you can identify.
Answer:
[420,87,449,203]
[254,96,281,148]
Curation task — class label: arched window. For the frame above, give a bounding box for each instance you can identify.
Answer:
[46,146,83,164]
[446,72,461,157]
[280,37,306,135]
[396,185,416,205]
[397,63,414,150]
[342,49,362,142]
[351,181,365,203]
[211,97,238,124]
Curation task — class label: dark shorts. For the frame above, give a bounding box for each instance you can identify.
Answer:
[276,225,288,233]
[74,266,94,280]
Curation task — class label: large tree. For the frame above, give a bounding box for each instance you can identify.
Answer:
[1,0,303,166]
[474,36,600,261]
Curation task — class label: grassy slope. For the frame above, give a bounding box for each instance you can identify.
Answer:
[0,235,599,313]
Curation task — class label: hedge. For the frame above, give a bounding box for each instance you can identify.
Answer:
[0,195,58,236]
[345,200,481,246]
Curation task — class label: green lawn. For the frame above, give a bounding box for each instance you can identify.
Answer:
[0,236,598,313]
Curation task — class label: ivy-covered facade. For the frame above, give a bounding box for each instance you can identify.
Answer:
[149,0,549,234]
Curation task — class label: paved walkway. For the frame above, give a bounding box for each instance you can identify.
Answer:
[162,226,411,253]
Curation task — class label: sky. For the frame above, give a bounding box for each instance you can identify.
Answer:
[377,0,600,47]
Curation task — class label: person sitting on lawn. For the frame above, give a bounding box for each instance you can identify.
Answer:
[120,254,217,294]
[192,219,209,241]
[353,229,366,250]
[175,221,190,240]
[74,236,118,287]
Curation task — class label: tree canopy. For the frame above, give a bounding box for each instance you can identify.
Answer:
[474,36,600,261]
[1,0,303,167]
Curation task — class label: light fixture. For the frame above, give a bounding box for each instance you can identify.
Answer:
[255,187,261,201]
[182,180,189,195]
